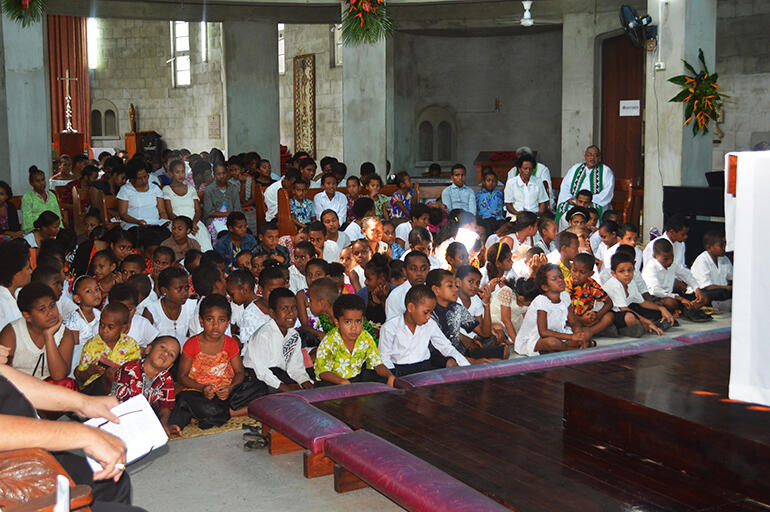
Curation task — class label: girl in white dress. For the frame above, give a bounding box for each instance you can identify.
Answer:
[490,277,540,345]
[163,159,213,251]
[514,263,592,356]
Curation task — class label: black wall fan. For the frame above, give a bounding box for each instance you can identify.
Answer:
[620,5,652,48]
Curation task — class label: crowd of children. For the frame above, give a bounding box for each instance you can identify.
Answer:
[0,148,730,434]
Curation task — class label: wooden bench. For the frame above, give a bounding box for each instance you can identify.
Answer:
[276,183,421,237]
[0,448,93,512]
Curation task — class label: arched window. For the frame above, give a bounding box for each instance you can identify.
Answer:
[91,110,102,137]
[415,106,456,164]
[104,110,117,136]
[419,121,434,162]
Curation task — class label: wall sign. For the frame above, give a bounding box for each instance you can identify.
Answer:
[619,100,641,117]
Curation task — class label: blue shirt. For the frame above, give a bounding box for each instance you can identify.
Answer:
[441,184,476,214]
[290,197,315,224]
[476,188,505,220]
[390,242,405,260]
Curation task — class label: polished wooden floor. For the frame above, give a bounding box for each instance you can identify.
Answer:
[317,340,770,511]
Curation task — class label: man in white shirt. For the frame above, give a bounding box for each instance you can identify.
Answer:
[264,169,300,222]
[642,214,690,268]
[385,251,430,321]
[504,154,548,217]
[313,173,347,224]
[557,145,615,226]
[690,230,732,306]
[379,285,470,376]
[507,146,554,209]
[243,288,312,392]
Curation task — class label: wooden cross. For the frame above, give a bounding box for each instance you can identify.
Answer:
[57,68,78,133]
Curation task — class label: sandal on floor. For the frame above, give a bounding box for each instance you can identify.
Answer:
[243,435,269,451]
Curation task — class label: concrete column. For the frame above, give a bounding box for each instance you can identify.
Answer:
[643,0,717,237]
[0,15,51,193]
[343,39,387,177]
[222,20,279,167]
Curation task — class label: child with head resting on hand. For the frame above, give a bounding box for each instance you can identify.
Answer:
[111,335,180,436]
[314,294,395,387]
[243,287,313,393]
[75,302,141,396]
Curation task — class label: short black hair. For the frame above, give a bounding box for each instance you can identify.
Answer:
[258,266,286,287]
[702,229,724,248]
[332,293,366,319]
[404,284,435,307]
[602,209,619,223]
[126,274,152,301]
[121,253,146,271]
[320,172,336,185]
[410,203,431,221]
[404,250,429,266]
[200,250,226,268]
[408,227,432,247]
[108,283,139,306]
[359,162,376,175]
[599,220,619,235]
[158,266,188,290]
[352,196,375,219]
[611,252,635,271]
[306,258,329,275]
[390,259,405,281]
[328,262,346,278]
[445,241,467,261]
[173,216,193,231]
[576,189,593,200]
[227,268,255,289]
[199,293,231,319]
[192,265,222,296]
[456,264,481,280]
[17,282,57,313]
[101,301,130,324]
[364,253,390,281]
[153,245,176,262]
[308,221,326,235]
[294,241,316,258]
[0,239,30,288]
[653,237,673,255]
[617,223,638,238]
[557,231,578,250]
[31,265,61,286]
[664,213,690,233]
[227,211,247,227]
[566,206,589,222]
[573,253,595,269]
[259,221,279,235]
[268,287,295,310]
[426,269,453,289]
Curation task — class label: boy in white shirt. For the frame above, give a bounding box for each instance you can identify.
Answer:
[690,230,732,307]
[603,252,671,336]
[288,242,314,293]
[243,288,313,392]
[596,220,619,282]
[642,213,689,268]
[342,197,375,242]
[313,173,348,224]
[395,203,431,251]
[379,284,470,376]
[385,250,431,321]
[641,238,708,319]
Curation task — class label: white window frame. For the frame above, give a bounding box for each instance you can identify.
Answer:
[278,23,286,75]
[331,24,343,67]
[170,21,191,87]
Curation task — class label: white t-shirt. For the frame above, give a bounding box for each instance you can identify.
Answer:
[289,265,308,293]
[162,184,198,219]
[603,275,645,311]
[690,251,733,288]
[642,233,686,268]
[395,222,412,249]
[323,239,341,263]
[343,221,364,242]
[63,308,102,345]
[458,295,484,339]
[264,180,283,222]
[232,301,271,352]
[313,191,347,225]
[116,182,163,229]
[127,314,160,348]
[385,281,412,321]
[514,292,572,357]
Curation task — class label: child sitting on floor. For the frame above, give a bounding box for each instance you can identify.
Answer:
[361,216,390,256]
[427,269,503,361]
[0,282,75,384]
[314,294,395,386]
[288,241,314,293]
[390,171,413,219]
[256,222,290,266]
[444,242,470,274]
[161,216,201,263]
[379,285,470,376]
[641,238,707,319]
[514,264,592,357]
[385,250,431,321]
[149,246,175,298]
[89,250,120,295]
[75,302,141,395]
[189,264,229,337]
[364,174,391,221]
[214,212,258,267]
[534,216,558,254]
[395,203,431,250]
[345,176,362,224]
[356,254,391,325]
[170,294,259,430]
[296,258,331,346]
[143,267,197,344]
[348,239,373,292]
[226,269,271,345]
[595,220,619,270]
[111,335,180,435]
[383,220,404,260]
[244,287,312,393]
[108,284,159,348]
[566,253,616,337]
[556,231,579,280]
[604,252,671,336]
[64,276,102,349]
[690,230,732,308]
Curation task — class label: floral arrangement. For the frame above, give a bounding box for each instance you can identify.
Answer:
[668,49,727,136]
[341,0,393,46]
[2,0,46,27]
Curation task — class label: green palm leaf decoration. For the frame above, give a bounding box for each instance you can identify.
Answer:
[667,48,728,136]
[341,0,394,46]
[2,0,47,27]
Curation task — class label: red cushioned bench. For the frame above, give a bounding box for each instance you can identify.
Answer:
[324,430,511,511]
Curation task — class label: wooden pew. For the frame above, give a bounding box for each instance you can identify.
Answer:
[97,195,120,230]
[53,186,72,229]
[551,176,642,226]
[276,183,421,237]
[0,448,93,512]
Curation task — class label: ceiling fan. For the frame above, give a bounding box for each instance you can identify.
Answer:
[497,1,561,27]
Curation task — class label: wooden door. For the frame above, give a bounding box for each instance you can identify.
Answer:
[601,34,644,185]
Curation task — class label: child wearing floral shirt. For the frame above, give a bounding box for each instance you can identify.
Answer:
[314,294,394,386]
[289,179,315,228]
[111,336,180,435]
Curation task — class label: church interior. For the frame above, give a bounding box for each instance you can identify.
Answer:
[0,0,768,511]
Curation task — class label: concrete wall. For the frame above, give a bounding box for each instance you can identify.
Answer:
[89,18,225,152]
[393,30,563,183]
[278,24,343,161]
[712,1,770,168]
[0,15,51,194]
